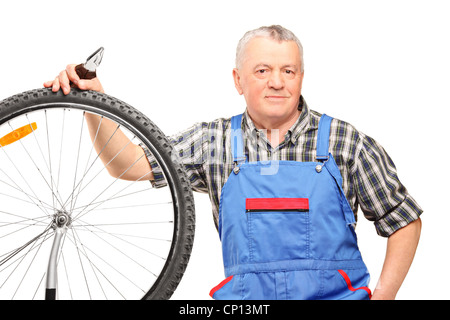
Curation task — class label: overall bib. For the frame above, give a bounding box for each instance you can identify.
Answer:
[209,114,371,300]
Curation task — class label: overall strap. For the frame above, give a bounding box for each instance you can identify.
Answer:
[316,114,333,161]
[230,114,246,164]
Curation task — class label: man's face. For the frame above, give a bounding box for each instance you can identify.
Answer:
[233,37,304,127]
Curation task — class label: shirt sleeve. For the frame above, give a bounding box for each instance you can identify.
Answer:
[353,133,423,237]
[139,143,167,188]
[141,122,209,193]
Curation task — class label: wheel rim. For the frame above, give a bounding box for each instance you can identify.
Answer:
[0,105,179,300]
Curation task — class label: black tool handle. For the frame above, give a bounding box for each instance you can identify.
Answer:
[75,64,97,80]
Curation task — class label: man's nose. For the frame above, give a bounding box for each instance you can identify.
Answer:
[267,70,284,90]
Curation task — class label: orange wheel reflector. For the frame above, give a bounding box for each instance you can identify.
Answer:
[0,122,37,147]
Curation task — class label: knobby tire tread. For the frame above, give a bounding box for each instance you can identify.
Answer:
[0,88,196,300]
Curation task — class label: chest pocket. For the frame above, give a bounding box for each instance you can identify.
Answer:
[246,198,310,262]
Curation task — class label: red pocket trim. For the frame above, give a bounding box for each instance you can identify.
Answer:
[338,269,372,299]
[246,198,309,212]
[209,275,233,298]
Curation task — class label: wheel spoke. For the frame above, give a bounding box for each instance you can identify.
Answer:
[0,93,193,300]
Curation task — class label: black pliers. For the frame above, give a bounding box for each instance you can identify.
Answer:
[75,47,104,80]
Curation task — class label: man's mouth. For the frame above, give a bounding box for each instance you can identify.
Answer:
[265,95,288,101]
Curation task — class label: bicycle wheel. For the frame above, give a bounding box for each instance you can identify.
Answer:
[0,88,195,300]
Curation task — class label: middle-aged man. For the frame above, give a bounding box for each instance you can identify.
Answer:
[44,25,422,300]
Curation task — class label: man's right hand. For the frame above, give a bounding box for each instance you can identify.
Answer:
[43,64,104,95]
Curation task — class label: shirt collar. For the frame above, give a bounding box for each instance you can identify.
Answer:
[242,95,314,145]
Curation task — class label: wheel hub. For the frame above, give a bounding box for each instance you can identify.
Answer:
[53,211,71,228]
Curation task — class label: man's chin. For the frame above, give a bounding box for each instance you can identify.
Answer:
[260,106,292,120]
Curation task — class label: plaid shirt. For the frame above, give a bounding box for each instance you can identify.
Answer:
[147,96,422,237]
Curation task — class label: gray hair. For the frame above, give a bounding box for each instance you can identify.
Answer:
[235,25,304,72]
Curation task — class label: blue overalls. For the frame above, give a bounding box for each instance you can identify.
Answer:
[209,114,372,300]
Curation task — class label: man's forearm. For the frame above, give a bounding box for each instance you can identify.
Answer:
[371,218,422,300]
[85,113,154,181]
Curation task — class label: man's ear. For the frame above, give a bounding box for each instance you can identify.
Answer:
[232,68,244,95]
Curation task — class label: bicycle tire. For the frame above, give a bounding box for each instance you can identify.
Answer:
[0,87,195,300]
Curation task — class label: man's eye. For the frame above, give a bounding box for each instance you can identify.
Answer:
[285,70,293,74]
[257,69,266,74]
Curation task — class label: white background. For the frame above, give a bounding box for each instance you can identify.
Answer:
[0,0,449,300]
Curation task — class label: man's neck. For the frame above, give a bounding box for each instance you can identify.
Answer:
[250,109,301,148]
